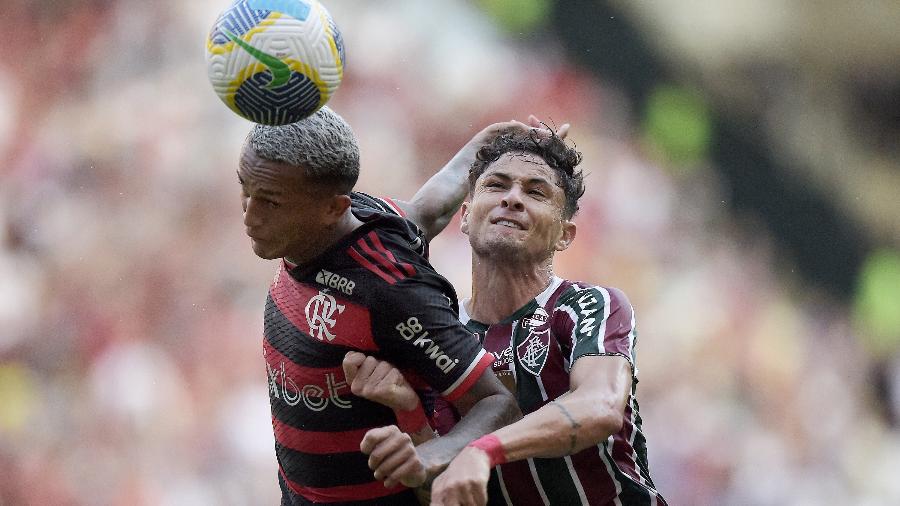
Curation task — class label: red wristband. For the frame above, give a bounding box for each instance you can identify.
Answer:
[467,434,507,466]
[395,402,429,434]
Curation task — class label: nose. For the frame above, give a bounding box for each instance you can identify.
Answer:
[242,196,263,228]
[501,186,525,211]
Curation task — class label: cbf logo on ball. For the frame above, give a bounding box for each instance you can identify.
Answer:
[206,0,345,125]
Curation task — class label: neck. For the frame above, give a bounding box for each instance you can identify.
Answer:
[466,254,555,324]
[285,210,364,266]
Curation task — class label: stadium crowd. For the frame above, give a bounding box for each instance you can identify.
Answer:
[1,0,898,504]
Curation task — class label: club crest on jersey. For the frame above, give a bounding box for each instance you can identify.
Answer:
[523,307,549,328]
[516,309,551,376]
[305,290,345,341]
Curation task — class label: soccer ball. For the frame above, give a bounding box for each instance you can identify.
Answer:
[205,0,345,125]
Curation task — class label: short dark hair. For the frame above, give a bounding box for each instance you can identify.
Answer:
[246,107,360,194]
[470,130,585,219]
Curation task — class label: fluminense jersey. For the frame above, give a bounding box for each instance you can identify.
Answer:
[265,193,493,506]
[457,276,667,506]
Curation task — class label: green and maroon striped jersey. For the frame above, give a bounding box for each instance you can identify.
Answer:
[458,277,667,506]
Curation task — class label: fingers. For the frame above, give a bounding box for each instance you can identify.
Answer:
[342,351,366,384]
[430,448,492,506]
[360,425,394,455]
[348,355,380,395]
[431,479,485,506]
[526,115,570,139]
[360,426,426,488]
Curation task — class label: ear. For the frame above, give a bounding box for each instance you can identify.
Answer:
[327,194,352,222]
[459,201,471,235]
[554,220,576,251]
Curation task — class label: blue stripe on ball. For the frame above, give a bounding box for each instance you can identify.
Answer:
[209,0,271,45]
[234,71,321,125]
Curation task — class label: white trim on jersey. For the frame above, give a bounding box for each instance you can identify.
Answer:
[376,197,404,217]
[495,466,514,506]
[596,286,613,354]
[627,305,639,377]
[526,458,551,506]
[440,348,487,398]
[457,299,471,325]
[535,372,549,402]
[536,275,564,306]
[626,394,663,500]
[563,455,590,505]
[598,436,624,506]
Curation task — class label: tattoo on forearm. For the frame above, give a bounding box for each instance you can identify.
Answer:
[551,401,581,454]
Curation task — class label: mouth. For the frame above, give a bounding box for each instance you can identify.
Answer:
[491,218,525,230]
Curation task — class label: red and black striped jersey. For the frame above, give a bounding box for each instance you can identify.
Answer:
[265,193,493,505]
[457,277,667,506]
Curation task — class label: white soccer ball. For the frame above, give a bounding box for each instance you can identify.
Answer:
[205,0,345,125]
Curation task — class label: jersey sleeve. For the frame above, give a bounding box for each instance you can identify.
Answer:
[352,192,429,258]
[371,277,493,403]
[554,285,637,375]
[351,191,406,217]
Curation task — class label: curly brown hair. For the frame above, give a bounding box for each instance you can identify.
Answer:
[469,129,585,219]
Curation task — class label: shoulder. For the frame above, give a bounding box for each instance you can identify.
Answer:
[351,191,406,216]
[351,192,428,257]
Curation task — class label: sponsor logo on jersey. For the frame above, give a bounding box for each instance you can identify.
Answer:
[305,290,345,341]
[315,269,355,295]
[523,307,549,328]
[516,310,551,376]
[395,316,460,373]
[575,291,601,336]
[492,345,514,370]
[266,361,352,411]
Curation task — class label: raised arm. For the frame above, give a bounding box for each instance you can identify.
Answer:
[396,117,570,241]
[431,355,632,505]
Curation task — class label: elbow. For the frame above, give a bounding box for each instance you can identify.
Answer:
[584,406,624,443]
[501,390,523,423]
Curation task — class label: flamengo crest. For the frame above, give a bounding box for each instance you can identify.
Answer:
[516,307,551,376]
[305,290,345,341]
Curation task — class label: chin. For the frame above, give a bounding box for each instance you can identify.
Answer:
[251,240,281,260]
[477,238,525,259]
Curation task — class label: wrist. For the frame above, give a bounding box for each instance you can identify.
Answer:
[395,401,429,434]
[466,434,507,467]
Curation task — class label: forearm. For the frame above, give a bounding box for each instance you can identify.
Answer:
[490,393,624,461]
[406,148,473,240]
[416,392,520,477]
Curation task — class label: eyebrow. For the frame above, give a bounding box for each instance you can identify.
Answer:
[236,171,283,197]
[484,171,554,187]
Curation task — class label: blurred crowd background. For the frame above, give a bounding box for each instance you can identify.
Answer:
[1,0,899,504]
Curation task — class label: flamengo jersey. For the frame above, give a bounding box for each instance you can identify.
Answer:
[265,193,493,505]
[459,277,667,506]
